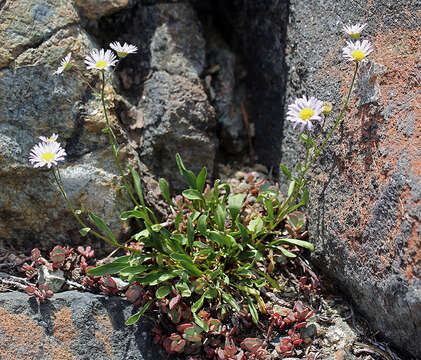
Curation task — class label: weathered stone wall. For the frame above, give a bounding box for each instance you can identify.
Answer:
[0,0,217,249]
[0,290,165,360]
[282,0,420,357]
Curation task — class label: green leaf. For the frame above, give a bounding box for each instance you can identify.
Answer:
[228,194,244,223]
[125,300,153,325]
[187,215,195,249]
[176,153,197,189]
[79,227,91,236]
[159,178,174,206]
[301,187,309,206]
[237,222,250,243]
[204,287,218,299]
[277,238,314,251]
[191,293,205,313]
[276,246,297,258]
[197,214,208,236]
[280,164,292,179]
[247,295,259,325]
[182,189,203,201]
[175,211,183,230]
[208,231,230,249]
[196,167,207,193]
[120,209,150,221]
[129,166,145,207]
[87,257,129,276]
[156,285,172,299]
[193,312,209,332]
[138,270,177,285]
[214,204,226,231]
[120,265,149,277]
[300,133,315,147]
[248,216,264,234]
[88,211,117,244]
[175,282,192,297]
[287,180,296,199]
[222,291,241,311]
[170,253,203,277]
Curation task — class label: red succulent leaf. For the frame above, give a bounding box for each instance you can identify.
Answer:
[169,294,181,310]
[50,246,67,265]
[240,338,264,354]
[125,284,144,306]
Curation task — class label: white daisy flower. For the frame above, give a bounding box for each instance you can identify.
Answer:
[54,52,72,75]
[343,23,367,39]
[286,96,324,131]
[39,133,59,143]
[85,48,118,71]
[342,40,374,62]
[29,140,66,168]
[109,41,138,58]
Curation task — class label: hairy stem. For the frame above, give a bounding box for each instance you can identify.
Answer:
[100,71,139,207]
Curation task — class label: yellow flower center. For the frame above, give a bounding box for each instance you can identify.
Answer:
[41,152,55,162]
[117,52,128,58]
[64,62,72,71]
[95,60,107,69]
[299,108,315,120]
[351,50,365,61]
[350,33,360,40]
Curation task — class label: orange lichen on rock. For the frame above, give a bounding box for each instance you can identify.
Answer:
[0,308,76,360]
[53,306,79,345]
[320,27,420,275]
[94,314,114,358]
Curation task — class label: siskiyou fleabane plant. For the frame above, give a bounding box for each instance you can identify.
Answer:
[88,153,314,327]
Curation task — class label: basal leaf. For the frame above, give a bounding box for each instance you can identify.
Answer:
[176,153,197,189]
[278,238,314,251]
[125,300,153,325]
[196,167,207,193]
[159,178,174,206]
[156,285,172,299]
[191,293,205,313]
[228,193,244,223]
[222,291,241,312]
[87,257,129,276]
[128,165,145,208]
[214,204,226,231]
[187,215,195,249]
[247,295,259,325]
[182,189,203,201]
[197,214,208,236]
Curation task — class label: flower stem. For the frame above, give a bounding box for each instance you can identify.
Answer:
[100,71,139,207]
[273,61,360,229]
[52,167,121,247]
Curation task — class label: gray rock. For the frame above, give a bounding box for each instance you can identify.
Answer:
[103,3,217,191]
[38,265,66,293]
[73,0,132,20]
[0,290,166,360]
[281,0,421,357]
[0,0,136,251]
[211,0,289,168]
[205,29,248,154]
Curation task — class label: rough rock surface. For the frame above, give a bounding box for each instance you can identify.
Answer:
[0,0,132,251]
[0,0,218,248]
[0,290,165,360]
[72,0,132,20]
[281,0,420,357]
[96,3,217,191]
[210,0,289,169]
